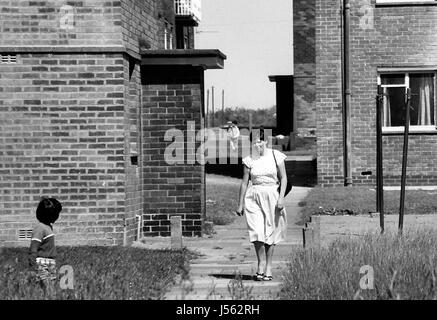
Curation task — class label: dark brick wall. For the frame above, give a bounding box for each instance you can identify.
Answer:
[0,0,123,47]
[0,53,127,246]
[315,0,437,186]
[293,0,316,136]
[141,66,204,237]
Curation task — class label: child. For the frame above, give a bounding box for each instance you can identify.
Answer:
[29,197,62,282]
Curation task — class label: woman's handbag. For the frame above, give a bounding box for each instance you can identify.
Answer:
[272,150,292,197]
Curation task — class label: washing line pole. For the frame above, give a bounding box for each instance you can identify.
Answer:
[376,84,384,234]
[399,88,411,235]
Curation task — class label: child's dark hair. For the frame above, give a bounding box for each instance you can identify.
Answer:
[249,126,265,143]
[36,198,62,225]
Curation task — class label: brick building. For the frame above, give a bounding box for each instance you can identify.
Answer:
[0,0,225,246]
[293,0,316,138]
[294,0,437,186]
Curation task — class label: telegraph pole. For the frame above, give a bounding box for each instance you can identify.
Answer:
[211,86,215,128]
[221,89,225,126]
[206,89,209,128]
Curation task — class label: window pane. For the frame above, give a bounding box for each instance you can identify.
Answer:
[381,74,405,85]
[383,87,406,126]
[410,73,435,126]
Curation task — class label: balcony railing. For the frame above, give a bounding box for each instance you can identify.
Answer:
[175,0,201,24]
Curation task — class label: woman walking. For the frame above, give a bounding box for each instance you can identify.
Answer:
[236,128,288,281]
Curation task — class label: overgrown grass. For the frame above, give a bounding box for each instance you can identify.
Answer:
[206,174,240,226]
[280,229,437,300]
[0,246,189,300]
[299,186,437,224]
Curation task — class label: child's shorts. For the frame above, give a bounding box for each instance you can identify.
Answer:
[36,257,57,281]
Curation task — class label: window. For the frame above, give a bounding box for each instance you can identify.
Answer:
[378,71,436,131]
[164,22,173,50]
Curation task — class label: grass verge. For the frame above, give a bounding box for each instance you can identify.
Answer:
[299,186,437,224]
[206,174,240,226]
[280,229,437,300]
[0,246,189,300]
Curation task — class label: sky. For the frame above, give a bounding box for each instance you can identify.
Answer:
[195,0,293,110]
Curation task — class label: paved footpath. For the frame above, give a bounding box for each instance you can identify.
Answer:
[137,186,311,300]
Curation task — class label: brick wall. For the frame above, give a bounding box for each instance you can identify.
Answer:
[141,66,204,237]
[293,0,316,136]
[0,0,205,245]
[0,53,127,246]
[0,0,122,47]
[122,56,142,244]
[121,0,176,52]
[315,0,344,186]
[316,0,437,186]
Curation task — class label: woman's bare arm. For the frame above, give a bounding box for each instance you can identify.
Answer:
[237,165,250,215]
[277,161,287,199]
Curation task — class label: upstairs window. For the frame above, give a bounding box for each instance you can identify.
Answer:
[378,72,436,131]
[164,22,173,50]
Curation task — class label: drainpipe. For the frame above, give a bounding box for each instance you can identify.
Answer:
[343,0,352,186]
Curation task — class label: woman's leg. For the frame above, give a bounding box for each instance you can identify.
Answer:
[253,241,264,274]
[264,243,275,277]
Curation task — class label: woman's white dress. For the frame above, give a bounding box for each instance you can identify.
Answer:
[242,149,287,245]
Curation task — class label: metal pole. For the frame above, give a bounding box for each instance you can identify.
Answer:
[206,89,209,128]
[376,85,384,233]
[399,88,411,234]
[222,89,225,126]
[343,0,352,186]
[211,86,215,128]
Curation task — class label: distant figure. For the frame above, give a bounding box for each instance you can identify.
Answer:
[227,120,240,150]
[29,197,62,283]
[236,128,288,282]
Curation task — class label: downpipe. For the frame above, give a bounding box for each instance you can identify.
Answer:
[343,0,352,186]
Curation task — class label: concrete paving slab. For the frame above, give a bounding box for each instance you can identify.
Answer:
[159,186,311,300]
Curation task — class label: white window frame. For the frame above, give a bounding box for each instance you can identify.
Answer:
[377,69,437,134]
[164,23,173,50]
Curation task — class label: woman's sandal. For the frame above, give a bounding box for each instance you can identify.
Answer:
[263,275,273,281]
[254,272,264,281]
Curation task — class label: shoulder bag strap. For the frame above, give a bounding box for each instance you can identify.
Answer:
[272,149,279,178]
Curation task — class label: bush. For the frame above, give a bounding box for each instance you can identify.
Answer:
[0,246,189,300]
[280,229,437,300]
[299,187,437,224]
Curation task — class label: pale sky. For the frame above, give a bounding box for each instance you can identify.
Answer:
[195,0,293,110]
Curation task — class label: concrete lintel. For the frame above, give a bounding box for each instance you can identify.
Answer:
[269,75,293,83]
[141,49,226,70]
